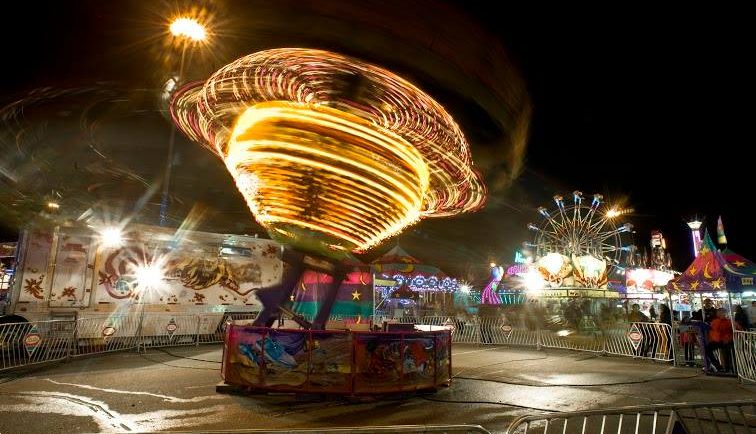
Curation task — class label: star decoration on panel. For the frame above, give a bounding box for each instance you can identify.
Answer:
[351,290,362,301]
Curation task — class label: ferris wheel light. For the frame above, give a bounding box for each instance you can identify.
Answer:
[526,191,633,270]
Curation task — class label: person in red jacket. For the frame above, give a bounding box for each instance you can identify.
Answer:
[707,308,735,373]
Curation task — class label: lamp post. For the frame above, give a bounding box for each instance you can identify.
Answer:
[687,219,703,259]
[159,17,207,227]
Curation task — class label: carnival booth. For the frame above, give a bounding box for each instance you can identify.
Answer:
[669,231,755,318]
[624,267,675,320]
[372,245,459,318]
[668,231,756,371]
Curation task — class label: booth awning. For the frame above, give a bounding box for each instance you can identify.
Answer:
[669,230,756,293]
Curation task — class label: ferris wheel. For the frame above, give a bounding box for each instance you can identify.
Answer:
[526,191,633,267]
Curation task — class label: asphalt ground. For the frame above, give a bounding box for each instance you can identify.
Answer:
[1,343,754,433]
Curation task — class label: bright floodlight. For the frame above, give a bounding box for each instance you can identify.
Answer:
[100,227,123,248]
[170,17,207,41]
[459,283,472,294]
[606,208,619,218]
[47,202,60,210]
[135,264,163,290]
[523,269,545,293]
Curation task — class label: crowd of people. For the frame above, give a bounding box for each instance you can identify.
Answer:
[678,298,753,374]
[444,297,754,375]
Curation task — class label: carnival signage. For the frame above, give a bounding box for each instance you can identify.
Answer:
[500,324,513,339]
[166,318,178,338]
[627,323,643,351]
[23,325,42,356]
[102,325,116,343]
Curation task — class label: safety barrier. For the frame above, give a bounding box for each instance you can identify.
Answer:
[150,425,490,433]
[735,330,756,383]
[73,314,141,357]
[504,400,756,433]
[0,311,256,372]
[0,320,73,371]
[603,322,674,361]
[414,317,674,361]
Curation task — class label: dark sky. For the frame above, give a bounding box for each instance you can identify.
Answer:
[1,1,752,278]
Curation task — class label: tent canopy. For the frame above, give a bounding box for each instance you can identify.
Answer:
[372,245,448,277]
[669,230,756,293]
[371,244,458,292]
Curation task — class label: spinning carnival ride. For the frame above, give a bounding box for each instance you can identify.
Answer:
[524,192,633,292]
[170,48,488,394]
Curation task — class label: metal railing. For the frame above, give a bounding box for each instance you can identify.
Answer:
[413,317,675,362]
[0,311,253,372]
[505,400,756,433]
[143,425,490,433]
[0,319,72,371]
[735,330,756,383]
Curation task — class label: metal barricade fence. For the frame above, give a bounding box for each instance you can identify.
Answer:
[504,400,756,434]
[413,316,479,344]
[603,322,674,361]
[197,312,258,344]
[478,317,539,347]
[146,425,491,433]
[139,313,208,348]
[1,319,74,371]
[73,314,141,357]
[735,330,756,383]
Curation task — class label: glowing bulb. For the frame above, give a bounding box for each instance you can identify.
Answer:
[524,269,545,293]
[170,17,207,41]
[606,208,619,218]
[47,202,60,210]
[459,283,471,294]
[135,264,163,290]
[100,227,123,248]
[489,262,497,268]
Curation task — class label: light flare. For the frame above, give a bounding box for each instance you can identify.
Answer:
[171,48,486,254]
[169,17,207,41]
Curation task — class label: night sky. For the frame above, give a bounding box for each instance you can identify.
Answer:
[1,1,752,279]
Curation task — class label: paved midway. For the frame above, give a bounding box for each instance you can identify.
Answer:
[1,344,754,433]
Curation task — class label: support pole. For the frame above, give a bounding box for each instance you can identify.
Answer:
[252,249,304,327]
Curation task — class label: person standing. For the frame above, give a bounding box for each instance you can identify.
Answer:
[734,305,750,331]
[654,304,673,359]
[745,301,756,329]
[707,308,735,373]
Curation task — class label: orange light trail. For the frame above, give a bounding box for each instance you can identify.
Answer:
[171,48,486,254]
